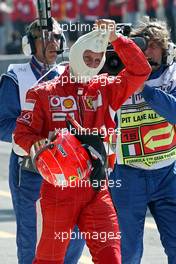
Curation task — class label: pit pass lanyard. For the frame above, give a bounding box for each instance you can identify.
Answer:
[30,60,48,81]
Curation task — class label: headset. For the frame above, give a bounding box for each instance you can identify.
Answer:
[22,18,67,57]
[163,42,176,66]
[130,23,176,67]
[22,29,36,56]
[132,35,176,66]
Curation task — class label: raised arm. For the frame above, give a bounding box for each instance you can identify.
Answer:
[95,19,151,110]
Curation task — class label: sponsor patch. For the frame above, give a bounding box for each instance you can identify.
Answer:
[49,96,61,111]
[49,96,77,112]
[60,96,77,111]
[23,99,36,111]
[68,175,79,181]
[52,112,75,122]
[83,91,102,111]
[57,144,67,157]
[63,98,74,109]
[85,97,94,110]
[17,111,33,125]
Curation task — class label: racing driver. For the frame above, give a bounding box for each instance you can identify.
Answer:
[12,19,151,264]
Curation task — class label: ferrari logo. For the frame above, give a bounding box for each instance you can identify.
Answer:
[86,97,94,109]
[68,175,78,181]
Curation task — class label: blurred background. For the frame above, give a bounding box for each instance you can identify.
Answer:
[0,0,176,74]
[0,1,174,263]
[0,0,176,56]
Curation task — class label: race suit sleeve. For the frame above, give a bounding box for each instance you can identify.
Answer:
[141,84,176,124]
[12,88,44,156]
[100,35,151,129]
[107,35,151,110]
[0,76,21,142]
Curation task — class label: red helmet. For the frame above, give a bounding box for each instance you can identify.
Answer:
[34,131,92,186]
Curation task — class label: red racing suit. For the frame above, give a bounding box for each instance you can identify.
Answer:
[13,35,151,264]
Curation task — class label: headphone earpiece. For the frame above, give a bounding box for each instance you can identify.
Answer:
[22,35,31,56]
[28,32,36,55]
[57,33,67,55]
[22,32,36,56]
[165,42,176,66]
[22,18,67,57]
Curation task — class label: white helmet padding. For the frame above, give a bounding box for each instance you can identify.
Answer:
[69,29,110,83]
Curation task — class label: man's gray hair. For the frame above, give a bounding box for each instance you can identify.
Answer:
[25,17,61,38]
[130,16,170,51]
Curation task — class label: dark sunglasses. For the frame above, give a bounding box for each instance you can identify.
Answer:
[34,33,62,41]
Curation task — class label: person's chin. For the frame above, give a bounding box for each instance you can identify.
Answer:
[151,65,160,72]
[48,55,57,64]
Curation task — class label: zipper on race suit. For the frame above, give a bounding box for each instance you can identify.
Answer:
[77,88,84,126]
